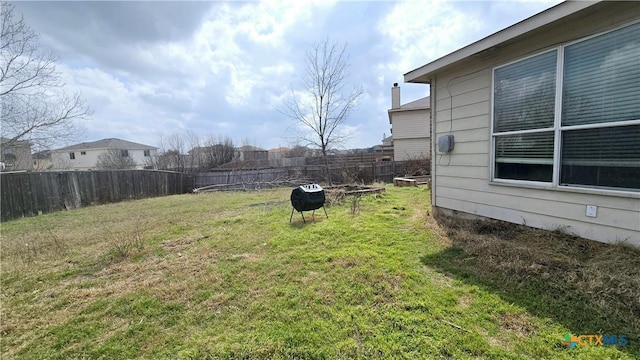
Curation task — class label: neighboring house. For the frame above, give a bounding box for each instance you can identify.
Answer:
[235,145,268,162]
[404,1,639,246]
[388,84,431,161]
[0,137,33,171]
[32,150,53,171]
[373,133,394,161]
[268,147,291,161]
[51,138,158,170]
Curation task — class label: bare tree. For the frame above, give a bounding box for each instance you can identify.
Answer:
[1,4,91,151]
[279,39,364,184]
[199,136,235,169]
[96,148,137,169]
[185,130,201,171]
[160,133,187,172]
[286,144,310,158]
[150,132,235,172]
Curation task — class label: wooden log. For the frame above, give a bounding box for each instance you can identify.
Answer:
[393,177,417,187]
[343,187,385,195]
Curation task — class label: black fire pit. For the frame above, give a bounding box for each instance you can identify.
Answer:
[290,184,328,223]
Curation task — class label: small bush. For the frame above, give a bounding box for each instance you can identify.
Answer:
[107,227,144,261]
[350,194,362,215]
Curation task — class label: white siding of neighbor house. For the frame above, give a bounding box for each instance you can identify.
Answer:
[391,108,430,160]
[430,7,640,246]
[51,149,156,170]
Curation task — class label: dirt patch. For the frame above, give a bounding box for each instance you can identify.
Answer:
[457,294,473,309]
[498,312,535,338]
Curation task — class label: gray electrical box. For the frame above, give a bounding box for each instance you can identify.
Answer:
[438,134,455,153]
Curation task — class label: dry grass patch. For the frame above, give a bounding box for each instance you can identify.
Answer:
[427,211,640,352]
[498,311,536,338]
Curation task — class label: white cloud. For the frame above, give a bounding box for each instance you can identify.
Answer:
[168,0,337,108]
[378,0,562,77]
[378,0,483,75]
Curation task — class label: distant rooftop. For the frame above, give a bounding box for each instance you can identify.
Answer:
[400,96,430,110]
[1,137,31,145]
[55,138,157,151]
[388,96,430,114]
[268,147,290,153]
[237,145,266,152]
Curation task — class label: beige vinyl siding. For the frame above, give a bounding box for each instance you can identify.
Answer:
[390,107,431,160]
[437,187,639,228]
[391,109,429,139]
[431,9,640,245]
[394,139,430,161]
[436,197,639,244]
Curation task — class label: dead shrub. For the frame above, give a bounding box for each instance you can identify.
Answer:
[350,194,362,216]
[325,188,346,206]
[403,156,431,176]
[106,226,145,262]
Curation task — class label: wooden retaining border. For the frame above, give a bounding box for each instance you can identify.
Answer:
[393,176,431,187]
[324,185,386,196]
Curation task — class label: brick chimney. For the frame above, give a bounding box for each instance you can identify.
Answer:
[391,83,400,109]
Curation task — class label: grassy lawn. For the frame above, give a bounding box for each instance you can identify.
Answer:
[1,186,637,359]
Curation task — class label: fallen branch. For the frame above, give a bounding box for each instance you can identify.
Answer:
[193,179,308,193]
[440,319,471,333]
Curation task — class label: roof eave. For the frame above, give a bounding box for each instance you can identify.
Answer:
[404,1,600,84]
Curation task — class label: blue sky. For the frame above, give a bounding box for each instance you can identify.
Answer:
[11,0,562,151]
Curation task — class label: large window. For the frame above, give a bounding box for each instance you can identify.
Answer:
[492,22,640,191]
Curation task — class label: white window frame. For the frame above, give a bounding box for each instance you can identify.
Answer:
[490,21,640,193]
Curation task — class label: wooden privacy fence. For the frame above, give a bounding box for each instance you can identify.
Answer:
[195,168,289,188]
[0,170,192,222]
[195,162,406,188]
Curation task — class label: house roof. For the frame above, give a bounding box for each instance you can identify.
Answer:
[404,1,601,83]
[388,96,430,122]
[237,145,266,152]
[55,138,157,151]
[1,137,31,146]
[268,147,290,153]
[390,96,430,112]
[32,150,52,159]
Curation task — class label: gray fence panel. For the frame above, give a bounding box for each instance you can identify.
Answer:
[0,170,191,222]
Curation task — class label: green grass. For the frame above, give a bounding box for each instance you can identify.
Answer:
[1,186,637,359]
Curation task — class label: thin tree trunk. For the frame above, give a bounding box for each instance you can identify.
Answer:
[323,154,332,186]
